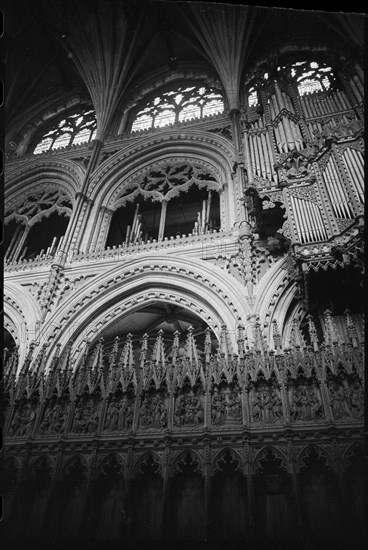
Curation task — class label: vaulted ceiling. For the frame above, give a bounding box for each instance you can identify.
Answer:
[4,0,365,142]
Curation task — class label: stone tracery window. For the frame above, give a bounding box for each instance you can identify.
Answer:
[246,59,336,100]
[247,86,259,108]
[106,161,222,246]
[4,188,72,261]
[289,60,334,96]
[131,85,224,132]
[33,108,97,154]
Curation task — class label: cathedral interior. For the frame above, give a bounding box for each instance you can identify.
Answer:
[1,1,366,549]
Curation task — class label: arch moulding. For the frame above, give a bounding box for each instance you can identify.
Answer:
[4,282,42,368]
[34,255,251,371]
[5,157,85,206]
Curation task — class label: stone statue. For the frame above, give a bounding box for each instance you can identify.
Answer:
[51,400,68,434]
[174,394,186,427]
[212,392,226,425]
[39,402,54,434]
[251,390,262,423]
[139,394,167,429]
[105,400,121,431]
[226,389,242,420]
[120,399,134,430]
[270,389,283,422]
[349,380,364,419]
[10,401,36,437]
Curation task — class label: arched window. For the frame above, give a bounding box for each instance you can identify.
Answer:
[246,59,337,102]
[106,161,222,245]
[131,84,224,132]
[5,188,72,261]
[247,85,259,108]
[33,108,97,154]
[288,60,335,96]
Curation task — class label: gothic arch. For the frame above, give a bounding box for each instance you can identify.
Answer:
[60,454,88,480]
[95,453,125,477]
[253,446,290,475]
[211,447,245,476]
[253,256,300,347]
[7,92,92,155]
[120,64,223,118]
[132,451,163,478]
[296,444,334,474]
[5,157,85,206]
[4,282,41,369]
[34,255,251,371]
[170,449,204,478]
[341,442,365,472]
[88,130,235,202]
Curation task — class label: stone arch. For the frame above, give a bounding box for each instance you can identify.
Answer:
[90,131,234,200]
[34,255,251,372]
[211,447,244,476]
[132,451,163,478]
[170,449,204,478]
[95,453,125,477]
[60,454,88,480]
[253,445,290,475]
[341,441,365,473]
[253,256,300,347]
[5,157,84,206]
[120,64,223,121]
[4,282,41,369]
[27,454,54,478]
[7,92,92,155]
[87,131,238,238]
[296,444,334,474]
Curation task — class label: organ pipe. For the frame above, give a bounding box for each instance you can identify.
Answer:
[265,131,277,183]
[5,224,21,260]
[243,134,254,184]
[343,148,364,203]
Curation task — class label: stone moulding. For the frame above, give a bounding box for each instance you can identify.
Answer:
[30,255,252,371]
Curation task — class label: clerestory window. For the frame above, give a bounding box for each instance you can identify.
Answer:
[33,108,97,154]
[280,60,335,96]
[131,85,224,132]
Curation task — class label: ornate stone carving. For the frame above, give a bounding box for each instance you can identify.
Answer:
[174,389,204,428]
[250,382,283,424]
[139,391,168,430]
[104,394,134,432]
[8,399,37,437]
[72,396,100,434]
[288,380,324,422]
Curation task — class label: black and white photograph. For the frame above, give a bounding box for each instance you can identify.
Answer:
[1,1,366,549]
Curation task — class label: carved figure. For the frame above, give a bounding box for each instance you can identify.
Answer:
[270,389,283,421]
[212,392,226,425]
[328,381,351,420]
[51,400,68,434]
[309,386,323,420]
[226,390,242,420]
[174,394,186,426]
[120,399,134,430]
[139,394,167,429]
[251,390,262,422]
[105,400,121,431]
[39,403,54,434]
[349,380,364,419]
[72,399,98,433]
[10,402,36,436]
